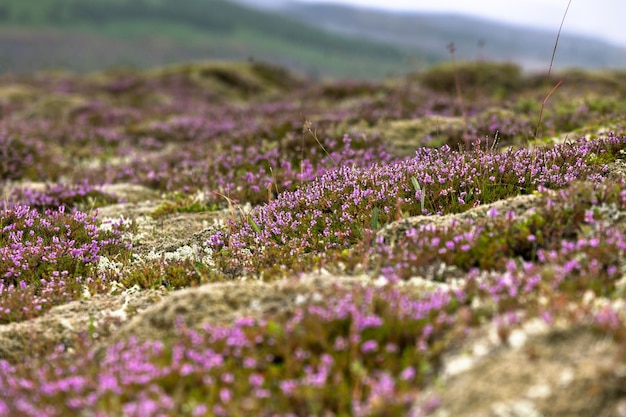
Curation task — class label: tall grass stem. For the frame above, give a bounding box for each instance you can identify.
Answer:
[534,0,572,140]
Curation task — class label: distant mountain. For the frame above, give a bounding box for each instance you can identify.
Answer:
[231,0,288,9]
[271,2,626,70]
[2,0,624,79]
[0,0,413,78]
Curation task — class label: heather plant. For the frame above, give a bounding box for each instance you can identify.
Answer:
[5,181,120,211]
[2,56,626,416]
[2,210,626,416]
[358,180,626,282]
[2,63,621,201]
[124,130,395,209]
[0,132,47,181]
[0,284,460,416]
[210,135,624,277]
[0,205,132,323]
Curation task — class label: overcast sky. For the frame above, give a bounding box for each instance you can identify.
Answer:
[294,0,626,47]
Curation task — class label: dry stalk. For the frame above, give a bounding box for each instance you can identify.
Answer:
[534,0,572,139]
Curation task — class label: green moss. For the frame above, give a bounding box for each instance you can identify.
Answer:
[22,92,87,119]
[378,116,466,155]
[0,84,39,104]
[119,259,219,290]
[151,193,219,219]
[152,60,300,99]
[419,61,523,97]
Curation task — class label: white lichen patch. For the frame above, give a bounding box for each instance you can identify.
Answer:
[145,244,214,267]
[491,400,542,417]
[507,329,528,349]
[106,284,143,322]
[443,354,476,378]
[526,383,552,399]
[97,255,124,278]
[558,368,575,386]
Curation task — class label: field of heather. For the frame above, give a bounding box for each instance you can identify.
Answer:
[1,60,626,416]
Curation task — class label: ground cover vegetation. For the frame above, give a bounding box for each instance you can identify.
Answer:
[1,59,626,415]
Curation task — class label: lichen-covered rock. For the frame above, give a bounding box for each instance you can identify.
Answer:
[417,325,626,417]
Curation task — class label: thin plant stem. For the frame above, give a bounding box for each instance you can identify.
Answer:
[213,191,246,232]
[268,166,279,201]
[535,0,572,139]
[447,42,469,142]
[303,118,337,167]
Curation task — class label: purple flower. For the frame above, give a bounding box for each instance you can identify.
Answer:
[219,388,231,403]
[280,380,298,395]
[248,373,264,387]
[400,367,416,381]
[361,340,379,353]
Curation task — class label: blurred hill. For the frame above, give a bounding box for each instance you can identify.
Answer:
[0,0,625,78]
[272,2,626,71]
[0,0,414,78]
